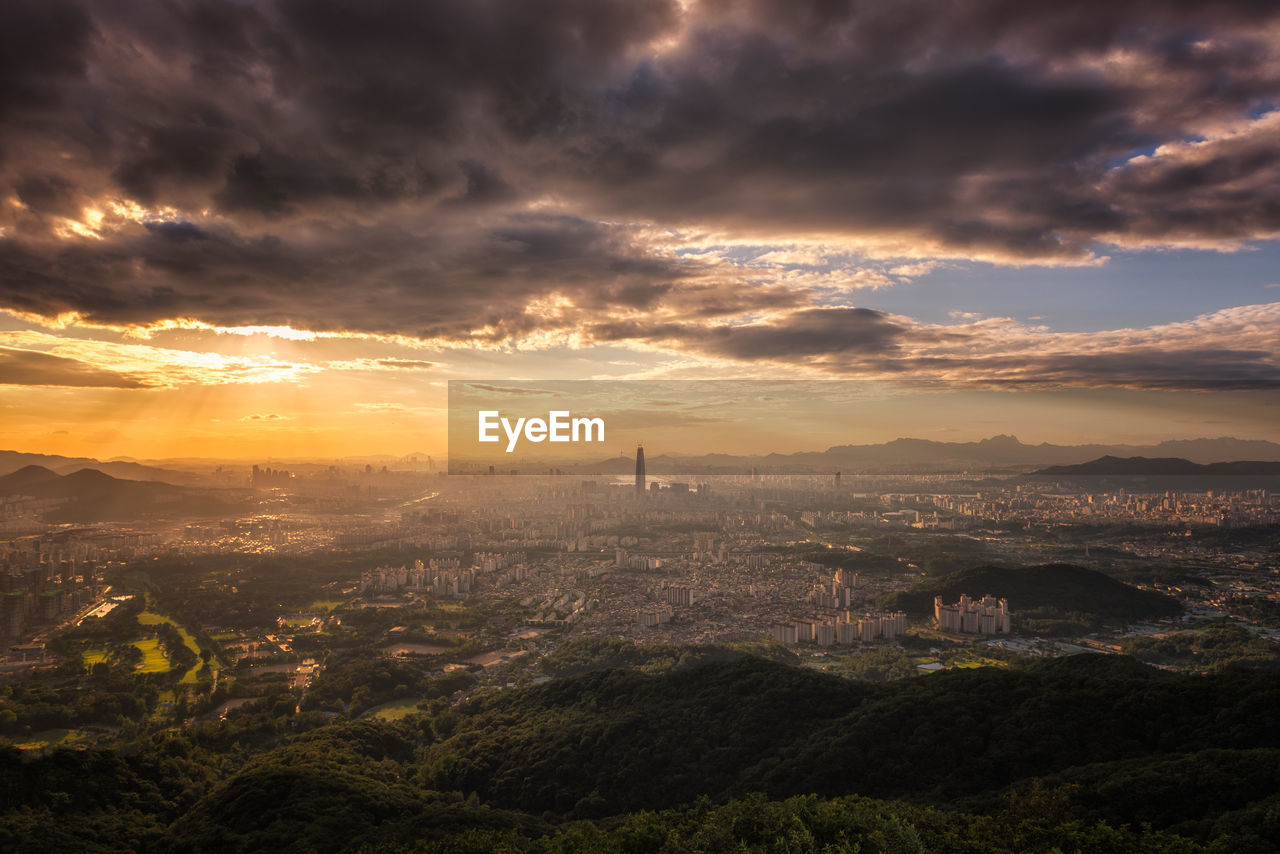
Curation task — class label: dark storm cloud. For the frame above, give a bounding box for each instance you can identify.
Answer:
[13,173,85,218]
[115,125,257,204]
[1100,119,1280,244]
[553,0,1280,253]
[571,50,1143,259]
[0,212,769,340]
[0,346,149,388]
[682,307,907,361]
[590,308,909,367]
[0,0,1279,358]
[270,0,679,141]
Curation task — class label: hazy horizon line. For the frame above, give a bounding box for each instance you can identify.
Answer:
[6,433,1280,468]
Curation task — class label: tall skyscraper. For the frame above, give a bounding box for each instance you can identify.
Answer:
[635,444,645,495]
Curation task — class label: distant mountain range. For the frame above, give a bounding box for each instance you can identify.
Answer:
[0,450,206,484]
[1033,456,1280,477]
[0,465,241,522]
[492,435,1280,474]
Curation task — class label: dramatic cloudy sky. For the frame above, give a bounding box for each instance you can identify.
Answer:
[2,0,1279,458]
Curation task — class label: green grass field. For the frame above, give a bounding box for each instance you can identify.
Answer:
[175,627,202,657]
[81,641,166,672]
[949,656,1008,669]
[361,698,425,722]
[84,624,210,678]
[308,599,345,612]
[139,607,227,678]
[76,600,227,692]
[179,668,206,685]
[134,638,170,672]
[945,650,1010,670]
[139,610,201,654]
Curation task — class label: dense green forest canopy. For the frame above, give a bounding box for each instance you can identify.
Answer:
[4,651,1280,852]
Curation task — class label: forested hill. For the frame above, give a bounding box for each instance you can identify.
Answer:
[417,654,1275,815]
[6,653,1280,852]
[881,563,1182,620]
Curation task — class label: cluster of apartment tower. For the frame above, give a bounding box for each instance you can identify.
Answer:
[659,582,694,606]
[2,548,101,642]
[765,560,1013,644]
[772,568,908,646]
[360,552,535,597]
[773,610,909,646]
[616,549,664,571]
[808,568,860,609]
[637,582,696,628]
[360,558,474,596]
[933,594,1011,634]
[639,608,672,627]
